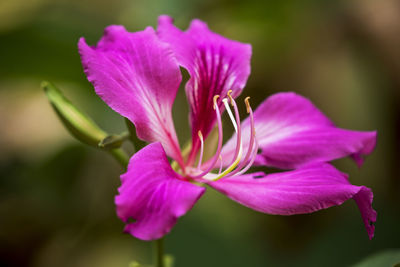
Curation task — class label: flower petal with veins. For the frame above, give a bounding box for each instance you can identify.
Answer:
[116,143,205,240]
[78,16,378,241]
[209,163,376,239]
[220,92,377,169]
[157,15,251,162]
[79,26,184,164]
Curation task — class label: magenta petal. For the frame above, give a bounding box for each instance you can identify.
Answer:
[254,128,377,169]
[115,143,205,240]
[157,15,251,158]
[78,26,183,163]
[220,92,377,169]
[209,163,376,239]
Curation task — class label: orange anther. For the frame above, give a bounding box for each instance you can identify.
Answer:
[227,90,234,104]
[213,95,220,110]
[244,97,251,113]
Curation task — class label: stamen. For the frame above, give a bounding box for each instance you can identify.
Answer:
[229,97,256,176]
[191,95,223,178]
[227,89,234,104]
[197,131,204,170]
[213,95,220,110]
[189,93,257,181]
[244,96,251,113]
[187,95,220,168]
[213,94,243,181]
[213,145,243,180]
[233,137,259,176]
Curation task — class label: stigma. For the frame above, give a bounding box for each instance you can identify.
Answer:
[190,90,258,181]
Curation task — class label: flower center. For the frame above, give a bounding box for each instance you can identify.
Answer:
[189,90,258,181]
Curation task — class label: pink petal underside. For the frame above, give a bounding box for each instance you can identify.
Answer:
[157,15,252,161]
[78,26,183,163]
[115,142,205,241]
[220,92,377,169]
[209,163,376,239]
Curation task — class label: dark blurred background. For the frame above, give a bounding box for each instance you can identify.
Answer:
[1,0,399,266]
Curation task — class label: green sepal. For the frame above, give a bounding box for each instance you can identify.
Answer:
[98,132,130,150]
[42,81,107,147]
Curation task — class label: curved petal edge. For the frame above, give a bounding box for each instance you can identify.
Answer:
[115,143,205,240]
[209,163,376,239]
[157,15,252,160]
[78,25,183,163]
[220,92,377,169]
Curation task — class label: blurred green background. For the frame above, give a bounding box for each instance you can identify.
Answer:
[1,0,399,266]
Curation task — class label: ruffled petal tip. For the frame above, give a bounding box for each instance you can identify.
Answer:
[78,25,183,163]
[209,163,376,239]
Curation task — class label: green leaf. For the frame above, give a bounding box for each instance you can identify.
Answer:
[352,249,400,267]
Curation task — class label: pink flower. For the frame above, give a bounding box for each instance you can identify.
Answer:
[78,15,377,241]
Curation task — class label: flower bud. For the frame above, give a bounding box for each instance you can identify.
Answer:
[42,81,107,147]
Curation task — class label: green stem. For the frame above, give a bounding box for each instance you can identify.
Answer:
[108,148,130,169]
[155,238,165,267]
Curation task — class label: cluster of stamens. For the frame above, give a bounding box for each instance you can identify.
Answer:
[188,90,258,181]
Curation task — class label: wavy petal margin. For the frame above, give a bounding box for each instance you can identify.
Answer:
[209,163,376,239]
[221,92,377,169]
[115,143,205,240]
[157,15,251,162]
[79,26,184,164]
